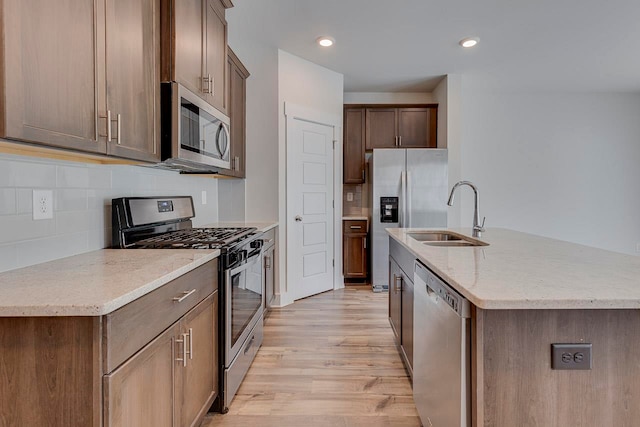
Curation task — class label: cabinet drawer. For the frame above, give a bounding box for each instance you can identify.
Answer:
[343,220,367,234]
[103,259,218,373]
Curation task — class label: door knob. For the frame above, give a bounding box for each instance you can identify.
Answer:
[295,215,303,222]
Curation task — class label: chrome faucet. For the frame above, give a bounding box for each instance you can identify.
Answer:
[447,181,486,237]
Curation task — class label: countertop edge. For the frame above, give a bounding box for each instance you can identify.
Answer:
[0,250,220,317]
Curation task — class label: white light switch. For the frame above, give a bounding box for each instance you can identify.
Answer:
[347,192,354,202]
[201,190,207,205]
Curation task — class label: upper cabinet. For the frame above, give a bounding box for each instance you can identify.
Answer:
[227,48,250,178]
[0,0,161,162]
[365,106,437,150]
[344,108,366,184]
[162,0,231,115]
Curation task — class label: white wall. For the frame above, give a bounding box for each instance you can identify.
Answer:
[277,50,344,305]
[344,92,433,104]
[456,78,640,255]
[226,5,279,222]
[0,153,219,273]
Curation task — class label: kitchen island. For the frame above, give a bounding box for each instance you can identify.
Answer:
[388,227,640,426]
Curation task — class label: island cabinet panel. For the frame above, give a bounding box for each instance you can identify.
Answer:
[388,257,403,345]
[400,275,414,373]
[475,309,640,426]
[0,317,102,427]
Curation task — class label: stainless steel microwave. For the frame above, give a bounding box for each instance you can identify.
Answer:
[160,82,231,171]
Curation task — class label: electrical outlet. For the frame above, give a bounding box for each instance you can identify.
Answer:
[347,192,354,202]
[551,343,592,370]
[32,190,53,220]
[201,190,207,205]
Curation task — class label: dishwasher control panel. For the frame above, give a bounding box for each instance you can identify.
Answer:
[417,261,470,318]
[429,276,460,311]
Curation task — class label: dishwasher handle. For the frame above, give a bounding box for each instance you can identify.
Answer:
[415,261,471,318]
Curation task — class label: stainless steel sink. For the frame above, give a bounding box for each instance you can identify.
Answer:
[407,231,489,247]
[407,232,462,242]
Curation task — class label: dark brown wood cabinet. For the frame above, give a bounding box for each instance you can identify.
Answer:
[389,238,414,376]
[227,48,250,178]
[365,106,437,150]
[388,257,403,344]
[343,220,368,279]
[400,274,414,371]
[1,0,161,162]
[162,0,231,114]
[343,108,366,184]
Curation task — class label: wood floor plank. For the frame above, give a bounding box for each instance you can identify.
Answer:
[202,287,420,427]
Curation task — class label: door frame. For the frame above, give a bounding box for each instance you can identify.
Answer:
[278,102,343,306]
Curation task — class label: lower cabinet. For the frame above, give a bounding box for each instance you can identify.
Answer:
[0,259,219,427]
[263,227,277,311]
[343,220,368,280]
[105,289,218,427]
[389,238,414,376]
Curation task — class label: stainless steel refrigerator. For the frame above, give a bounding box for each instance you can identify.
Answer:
[369,149,448,292]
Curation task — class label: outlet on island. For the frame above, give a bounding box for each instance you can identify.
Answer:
[551,343,592,370]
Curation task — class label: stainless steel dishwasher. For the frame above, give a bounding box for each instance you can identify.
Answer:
[414,260,471,427]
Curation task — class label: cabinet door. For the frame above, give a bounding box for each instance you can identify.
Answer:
[105,0,161,162]
[388,257,403,345]
[172,0,205,95]
[343,108,366,184]
[365,108,397,150]
[227,50,248,178]
[104,322,178,427]
[179,294,217,427]
[398,107,437,148]
[2,0,105,154]
[204,0,228,113]
[264,245,275,310]
[401,275,414,373]
[343,233,367,278]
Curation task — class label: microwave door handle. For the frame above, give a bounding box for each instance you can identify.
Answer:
[216,123,230,159]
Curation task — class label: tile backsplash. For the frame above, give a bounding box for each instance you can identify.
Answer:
[0,153,222,273]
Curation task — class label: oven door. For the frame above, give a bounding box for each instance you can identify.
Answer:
[225,248,264,364]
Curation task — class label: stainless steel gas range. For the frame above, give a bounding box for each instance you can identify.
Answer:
[112,196,264,412]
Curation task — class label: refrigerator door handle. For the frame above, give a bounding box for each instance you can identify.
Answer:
[400,170,407,227]
[406,170,412,228]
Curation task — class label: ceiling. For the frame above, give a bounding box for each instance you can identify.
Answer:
[227,0,640,93]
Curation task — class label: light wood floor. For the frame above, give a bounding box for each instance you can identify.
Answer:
[202,286,421,427]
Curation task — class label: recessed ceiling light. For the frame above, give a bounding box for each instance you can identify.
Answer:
[459,37,479,48]
[317,36,335,47]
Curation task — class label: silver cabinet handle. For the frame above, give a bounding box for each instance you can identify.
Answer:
[176,333,188,367]
[188,328,193,360]
[173,289,196,303]
[399,136,402,146]
[209,74,214,95]
[106,110,112,142]
[362,169,365,181]
[393,274,403,293]
[363,238,367,249]
[116,113,121,145]
[350,225,362,229]
[203,74,214,94]
[395,136,398,146]
[235,156,240,171]
[295,215,302,222]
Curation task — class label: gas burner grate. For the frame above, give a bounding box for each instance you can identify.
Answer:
[131,227,256,249]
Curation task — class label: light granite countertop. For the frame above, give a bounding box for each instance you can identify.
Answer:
[202,221,278,233]
[342,216,369,221]
[387,227,640,310]
[0,249,219,317]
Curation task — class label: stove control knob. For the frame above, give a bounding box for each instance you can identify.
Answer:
[250,240,263,249]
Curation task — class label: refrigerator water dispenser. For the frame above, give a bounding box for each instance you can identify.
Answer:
[380,197,398,223]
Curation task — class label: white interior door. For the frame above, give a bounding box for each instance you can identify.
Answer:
[287,116,335,301]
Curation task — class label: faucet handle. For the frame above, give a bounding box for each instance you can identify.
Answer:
[480,216,486,230]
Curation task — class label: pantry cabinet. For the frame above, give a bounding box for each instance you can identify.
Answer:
[162,0,231,114]
[0,0,161,162]
[343,108,366,184]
